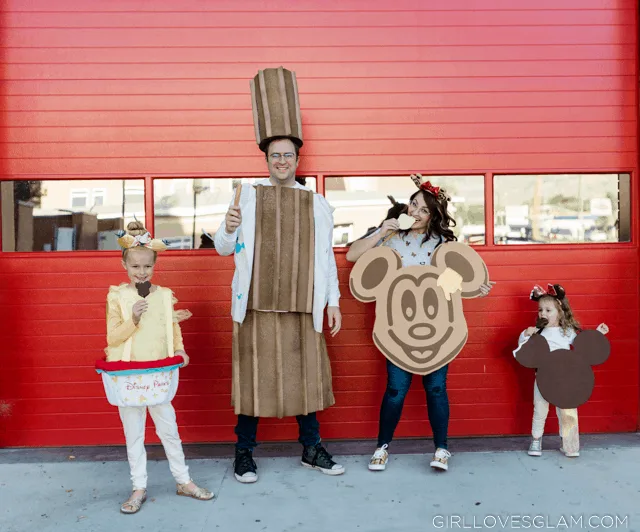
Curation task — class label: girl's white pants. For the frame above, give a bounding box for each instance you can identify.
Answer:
[532,380,580,454]
[118,403,191,490]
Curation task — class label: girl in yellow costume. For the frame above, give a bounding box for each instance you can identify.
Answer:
[104,221,213,514]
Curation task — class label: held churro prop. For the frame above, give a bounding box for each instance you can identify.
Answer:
[349,242,489,375]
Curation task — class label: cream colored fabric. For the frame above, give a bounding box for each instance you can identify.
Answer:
[118,403,191,490]
[106,284,184,362]
[532,380,579,454]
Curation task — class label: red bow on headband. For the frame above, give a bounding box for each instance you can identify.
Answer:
[420,181,440,197]
[530,283,566,301]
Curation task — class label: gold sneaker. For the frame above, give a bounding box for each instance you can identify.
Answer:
[430,448,451,471]
[368,444,389,471]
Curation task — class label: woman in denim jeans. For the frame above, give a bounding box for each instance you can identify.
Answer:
[347,175,493,472]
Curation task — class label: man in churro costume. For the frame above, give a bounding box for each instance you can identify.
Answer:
[214,67,344,483]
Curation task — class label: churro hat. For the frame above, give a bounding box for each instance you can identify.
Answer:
[250,66,303,152]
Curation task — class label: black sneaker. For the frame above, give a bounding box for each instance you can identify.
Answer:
[301,444,345,476]
[233,448,258,483]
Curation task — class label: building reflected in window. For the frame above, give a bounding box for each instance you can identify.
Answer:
[494,174,630,244]
[1,180,145,252]
[153,177,316,249]
[325,175,485,246]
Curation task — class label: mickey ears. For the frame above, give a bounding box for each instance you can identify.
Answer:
[431,242,489,299]
[349,247,402,302]
[530,283,566,301]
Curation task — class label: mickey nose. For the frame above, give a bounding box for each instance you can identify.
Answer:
[408,323,436,340]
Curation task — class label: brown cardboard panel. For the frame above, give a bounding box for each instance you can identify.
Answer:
[250,67,303,152]
[514,330,610,408]
[349,241,489,375]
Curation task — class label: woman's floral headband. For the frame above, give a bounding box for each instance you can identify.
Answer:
[116,231,168,253]
[410,173,450,202]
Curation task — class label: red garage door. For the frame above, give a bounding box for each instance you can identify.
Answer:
[0,0,637,446]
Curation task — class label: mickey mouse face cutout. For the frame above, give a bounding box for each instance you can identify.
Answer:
[515,330,610,409]
[349,242,489,375]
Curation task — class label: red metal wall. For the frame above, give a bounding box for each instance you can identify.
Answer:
[0,0,637,446]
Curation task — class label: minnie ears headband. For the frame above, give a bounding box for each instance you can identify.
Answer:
[410,173,450,201]
[530,283,566,302]
[116,231,168,253]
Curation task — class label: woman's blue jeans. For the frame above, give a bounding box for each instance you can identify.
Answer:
[377,360,449,450]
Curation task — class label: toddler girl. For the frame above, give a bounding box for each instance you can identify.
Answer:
[514,284,608,458]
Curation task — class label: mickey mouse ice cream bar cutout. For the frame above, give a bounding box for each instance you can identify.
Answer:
[349,242,490,375]
[515,284,611,409]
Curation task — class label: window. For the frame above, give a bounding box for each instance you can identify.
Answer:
[1,179,145,252]
[324,175,485,247]
[70,189,88,209]
[153,177,316,249]
[493,174,630,244]
[92,188,106,207]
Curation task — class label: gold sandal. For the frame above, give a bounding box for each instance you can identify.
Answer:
[176,481,215,501]
[120,489,147,514]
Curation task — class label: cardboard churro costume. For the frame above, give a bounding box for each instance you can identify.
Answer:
[214,67,340,418]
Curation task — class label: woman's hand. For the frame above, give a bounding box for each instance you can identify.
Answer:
[479,281,496,297]
[132,300,148,325]
[327,306,342,337]
[596,323,609,335]
[379,218,400,236]
[175,350,190,367]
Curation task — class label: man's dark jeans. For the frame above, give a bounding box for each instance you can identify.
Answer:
[235,412,321,450]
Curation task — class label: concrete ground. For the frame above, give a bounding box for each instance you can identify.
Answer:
[1,434,639,532]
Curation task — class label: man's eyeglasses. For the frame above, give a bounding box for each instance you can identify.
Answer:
[269,152,296,162]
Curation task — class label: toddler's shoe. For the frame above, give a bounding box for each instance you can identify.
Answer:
[528,438,542,456]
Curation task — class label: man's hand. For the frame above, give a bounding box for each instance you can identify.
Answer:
[225,205,242,234]
[327,306,342,337]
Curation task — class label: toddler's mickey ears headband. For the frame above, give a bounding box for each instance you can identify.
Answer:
[116,230,168,253]
[530,283,566,302]
[410,173,450,202]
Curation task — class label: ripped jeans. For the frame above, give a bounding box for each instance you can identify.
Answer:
[377,360,449,450]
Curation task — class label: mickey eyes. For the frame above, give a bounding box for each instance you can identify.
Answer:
[401,288,439,321]
[424,288,438,319]
[402,291,417,321]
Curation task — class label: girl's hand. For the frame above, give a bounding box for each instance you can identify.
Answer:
[175,309,192,323]
[524,326,538,337]
[175,350,189,367]
[479,281,496,297]
[596,323,609,335]
[132,300,148,325]
[380,218,400,236]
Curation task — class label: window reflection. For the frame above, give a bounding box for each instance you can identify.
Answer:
[1,180,145,252]
[494,174,630,244]
[324,176,485,246]
[153,177,316,249]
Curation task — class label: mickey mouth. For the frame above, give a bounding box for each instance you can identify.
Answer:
[388,327,454,364]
